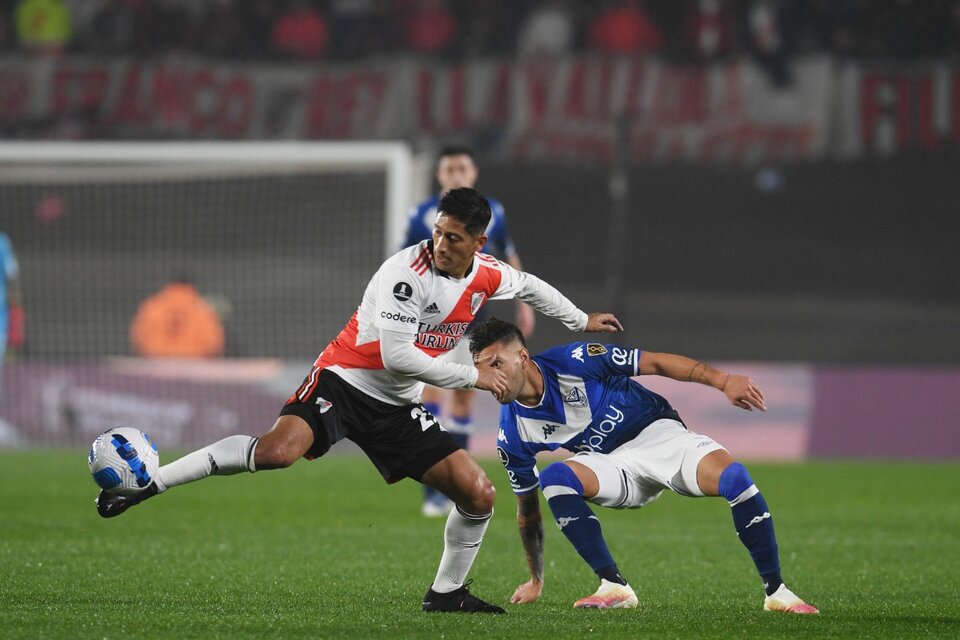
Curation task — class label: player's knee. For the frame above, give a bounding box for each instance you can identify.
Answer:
[462,475,496,514]
[717,462,756,503]
[539,462,584,500]
[253,440,300,469]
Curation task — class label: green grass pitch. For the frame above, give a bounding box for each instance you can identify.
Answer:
[2,452,958,639]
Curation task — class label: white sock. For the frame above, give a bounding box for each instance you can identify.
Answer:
[156,435,258,492]
[431,507,492,593]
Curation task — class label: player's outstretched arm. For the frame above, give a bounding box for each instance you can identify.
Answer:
[511,492,545,604]
[638,351,766,411]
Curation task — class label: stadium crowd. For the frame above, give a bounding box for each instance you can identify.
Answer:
[2,0,958,62]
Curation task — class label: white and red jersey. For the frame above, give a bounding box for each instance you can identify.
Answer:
[309,240,587,406]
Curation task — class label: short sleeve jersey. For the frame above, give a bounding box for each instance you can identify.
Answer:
[402,195,516,259]
[313,240,531,405]
[497,342,679,494]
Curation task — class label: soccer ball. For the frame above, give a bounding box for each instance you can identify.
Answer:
[88,427,160,496]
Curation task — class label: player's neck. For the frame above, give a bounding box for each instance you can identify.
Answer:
[516,362,545,407]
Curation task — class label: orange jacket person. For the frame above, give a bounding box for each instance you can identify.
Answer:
[130,280,224,358]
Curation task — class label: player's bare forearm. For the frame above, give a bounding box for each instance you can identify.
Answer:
[517,492,544,584]
[640,352,726,388]
[639,351,766,411]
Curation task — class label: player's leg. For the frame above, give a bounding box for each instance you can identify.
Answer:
[421,339,475,517]
[420,385,454,516]
[96,365,333,519]
[420,449,505,613]
[159,414,313,489]
[94,415,314,518]
[696,450,819,614]
[538,459,638,609]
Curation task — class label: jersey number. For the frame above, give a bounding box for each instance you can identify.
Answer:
[411,406,439,432]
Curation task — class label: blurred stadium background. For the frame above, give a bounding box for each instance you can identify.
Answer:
[1,1,958,459]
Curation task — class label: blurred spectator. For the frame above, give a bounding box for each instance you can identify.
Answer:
[687,0,736,61]
[947,1,960,56]
[195,0,247,57]
[136,0,198,53]
[84,0,138,54]
[517,0,575,57]
[452,0,517,57]
[270,0,328,59]
[329,0,395,60]
[15,0,71,54]
[403,0,456,56]
[588,0,662,55]
[744,0,794,87]
[130,278,225,358]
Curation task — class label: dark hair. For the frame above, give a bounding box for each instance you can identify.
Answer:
[438,144,476,163]
[469,317,526,355]
[438,187,491,237]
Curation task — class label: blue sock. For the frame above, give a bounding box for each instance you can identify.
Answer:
[423,402,445,502]
[719,462,783,596]
[447,414,471,451]
[540,462,626,586]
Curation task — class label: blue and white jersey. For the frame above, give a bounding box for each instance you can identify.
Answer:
[401,195,516,259]
[497,342,679,494]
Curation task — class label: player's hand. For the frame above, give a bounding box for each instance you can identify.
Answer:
[585,312,623,333]
[510,579,543,604]
[723,374,766,412]
[475,367,510,402]
[516,301,536,338]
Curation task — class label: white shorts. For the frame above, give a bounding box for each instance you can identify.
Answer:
[571,418,726,509]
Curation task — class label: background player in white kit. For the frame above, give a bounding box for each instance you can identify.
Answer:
[95,188,623,613]
[401,145,535,516]
[469,318,818,614]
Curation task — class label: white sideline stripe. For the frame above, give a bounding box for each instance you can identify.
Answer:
[729,484,759,507]
[298,367,319,401]
[543,485,579,500]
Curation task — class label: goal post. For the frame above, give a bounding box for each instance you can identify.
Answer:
[0,141,413,448]
[0,141,413,258]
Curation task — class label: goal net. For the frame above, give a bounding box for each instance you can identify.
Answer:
[0,141,412,448]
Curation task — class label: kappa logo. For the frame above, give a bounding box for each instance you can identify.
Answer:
[542,424,560,438]
[423,302,441,315]
[564,387,588,407]
[207,453,219,474]
[315,396,333,413]
[587,343,607,357]
[392,281,413,302]
[744,512,771,529]
[557,516,580,530]
[470,292,486,316]
[498,428,508,443]
[571,346,584,362]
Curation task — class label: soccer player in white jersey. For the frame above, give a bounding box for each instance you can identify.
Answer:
[402,145,535,517]
[94,188,623,613]
[469,318,818,614]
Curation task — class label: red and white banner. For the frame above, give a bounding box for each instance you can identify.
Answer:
[0,55,957,161]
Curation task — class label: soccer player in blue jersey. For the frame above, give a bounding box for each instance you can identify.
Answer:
[0,233,24,432]
[469,318,818,614]
[403,145,535,516]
